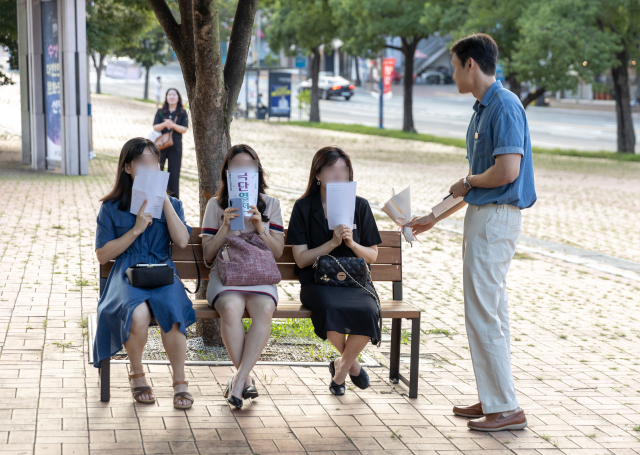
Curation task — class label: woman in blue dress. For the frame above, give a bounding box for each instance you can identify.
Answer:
[94,137,196,409]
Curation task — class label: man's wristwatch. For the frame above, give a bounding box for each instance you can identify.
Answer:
[463,175,473,190]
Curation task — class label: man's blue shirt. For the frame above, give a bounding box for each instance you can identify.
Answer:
[464,80,536,209]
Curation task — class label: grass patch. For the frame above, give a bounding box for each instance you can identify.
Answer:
[283,121,640,162]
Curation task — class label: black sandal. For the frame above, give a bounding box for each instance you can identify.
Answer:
[242,378,259,400]
[328,360,345,395]
[349,366,370,389]
[226,377,243,409]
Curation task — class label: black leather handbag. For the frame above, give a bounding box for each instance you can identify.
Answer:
[313,254,382,346]
[125,242,200,294]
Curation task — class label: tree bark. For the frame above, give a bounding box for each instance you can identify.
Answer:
[612,46,636,153]
[91,53,105,94]
[506,72,521,101]
[148,0,258,345]
[144,66,150,100]
[309,47,321,122]
[400,37,419,133]
[354,55,361,87]
[521,86,546,109]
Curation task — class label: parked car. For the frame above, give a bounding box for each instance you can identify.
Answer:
[300,75,355,100]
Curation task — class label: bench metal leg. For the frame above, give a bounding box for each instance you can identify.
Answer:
[389,318,401,384]
[100,358,110,402]
[408,314,421,398]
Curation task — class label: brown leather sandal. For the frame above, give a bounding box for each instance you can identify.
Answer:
[172,380,194,410]
[129,372,155,404]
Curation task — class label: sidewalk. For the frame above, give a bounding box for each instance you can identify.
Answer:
[1,87,640,454]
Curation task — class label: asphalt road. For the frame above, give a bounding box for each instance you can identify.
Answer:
[90,62,640,153]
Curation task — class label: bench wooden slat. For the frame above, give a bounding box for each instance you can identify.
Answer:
[193,300,420,319]
[100,261,401,281]
[189,228,401,248]
[171,244,402,264]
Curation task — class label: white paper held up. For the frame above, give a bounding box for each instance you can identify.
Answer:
[432,193,464,218]
[381,186,414,243]
[326,182,357,230]
[129,166,170,219]
[227,171,259,218]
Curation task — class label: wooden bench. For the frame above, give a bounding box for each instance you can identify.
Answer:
[98,229,421,401]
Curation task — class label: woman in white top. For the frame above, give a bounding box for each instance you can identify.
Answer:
[201,144,285,408]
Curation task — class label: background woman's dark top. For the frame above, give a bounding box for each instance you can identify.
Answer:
[153,109,188,199]
[286,192,382,341]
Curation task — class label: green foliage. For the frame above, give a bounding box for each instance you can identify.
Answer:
[121,21,172,70]
[331,0,429,56]
[513,0,619,93]
[0,0,18,84]
[264,0,336,56]
[297,89,311,115]
[86,0,152,59]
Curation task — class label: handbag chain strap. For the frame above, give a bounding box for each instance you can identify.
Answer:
[170,240,201,294]
[314,254,382,346]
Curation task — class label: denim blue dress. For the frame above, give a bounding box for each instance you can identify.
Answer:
[92,197,196,368]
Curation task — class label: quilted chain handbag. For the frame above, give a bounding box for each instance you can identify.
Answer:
[313,254,382,346]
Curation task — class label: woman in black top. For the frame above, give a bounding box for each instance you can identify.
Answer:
[153,88,189,199]
[286,146,382,396]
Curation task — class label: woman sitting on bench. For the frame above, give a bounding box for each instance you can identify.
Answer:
[286,146,382,396]
[94,137,196,409]
[201,144,285,409]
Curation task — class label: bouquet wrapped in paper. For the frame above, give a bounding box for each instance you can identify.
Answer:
[381,186,414,243]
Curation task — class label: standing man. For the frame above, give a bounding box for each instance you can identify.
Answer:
[408,33,536,432]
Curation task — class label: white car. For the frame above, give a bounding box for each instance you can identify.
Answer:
[300,75,355,100]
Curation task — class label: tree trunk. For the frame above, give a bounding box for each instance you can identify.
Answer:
[148,0,259,345]
[354,55,361,87]
[144,66,150,100]
[401,38,417,133]
[506,72,521,101]
[612,47,636,153]
[521,86,546,109]
[309,47,321,122]
[92,53,105,94]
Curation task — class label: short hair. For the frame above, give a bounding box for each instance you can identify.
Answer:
[450,33,498,76]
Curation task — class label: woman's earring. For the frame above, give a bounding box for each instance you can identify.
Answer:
[317,179,321,186]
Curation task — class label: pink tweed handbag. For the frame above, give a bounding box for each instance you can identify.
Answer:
[216,232,282,286]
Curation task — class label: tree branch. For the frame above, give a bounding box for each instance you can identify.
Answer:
[385,44,402,52]
[521,86,546,109]
[223,0,259,122]
[146,0,182,57]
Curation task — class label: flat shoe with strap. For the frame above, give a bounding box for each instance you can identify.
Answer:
[453,402,485,418]
[467,409,527,432]
[226,376,243,409]
[172,380,194,410]
[129,372,155,404]
[349,366,369,389]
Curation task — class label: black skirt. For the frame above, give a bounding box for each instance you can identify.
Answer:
[300,282,381,342]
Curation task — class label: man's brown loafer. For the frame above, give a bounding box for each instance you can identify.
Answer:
[453,402,485,418]
[467,409,527,432]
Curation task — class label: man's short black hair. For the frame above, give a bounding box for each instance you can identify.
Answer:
[450,33,498,76]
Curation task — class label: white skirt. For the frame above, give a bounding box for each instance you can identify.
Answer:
[206,266,279,309]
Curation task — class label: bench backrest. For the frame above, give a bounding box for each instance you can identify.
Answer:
[100,228,402,284]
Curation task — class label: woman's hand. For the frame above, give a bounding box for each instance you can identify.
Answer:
[133,201,153,236]
[248,205,264,232]
[341,225,356,249]
[222,206,240,227]
[331,225,348,248]
[164,119,174,130]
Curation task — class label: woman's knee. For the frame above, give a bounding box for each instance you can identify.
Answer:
[215,295,246,320]
[130,303,151,334]
[246,297,276,320]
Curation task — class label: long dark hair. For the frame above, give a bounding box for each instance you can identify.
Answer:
[161,88,185,117]
[300,146,354,199]
[214,144,270,222]
[101,137,161,211]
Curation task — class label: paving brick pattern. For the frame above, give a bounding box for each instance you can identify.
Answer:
[1,88,639,454]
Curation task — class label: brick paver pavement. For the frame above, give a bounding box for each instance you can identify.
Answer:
[1,87,640,454]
